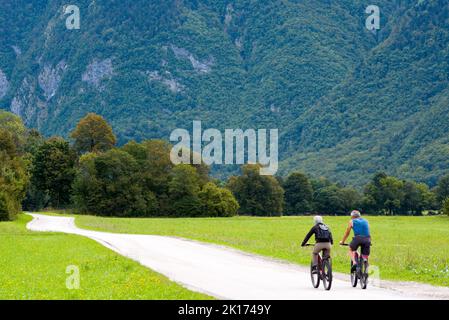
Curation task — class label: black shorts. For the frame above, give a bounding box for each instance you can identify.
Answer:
[349,236,371,256]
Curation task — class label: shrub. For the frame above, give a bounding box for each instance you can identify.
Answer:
[442,198,449,216]
[199,182,239,217]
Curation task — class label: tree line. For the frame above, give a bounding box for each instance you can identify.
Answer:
[1,110,449,221]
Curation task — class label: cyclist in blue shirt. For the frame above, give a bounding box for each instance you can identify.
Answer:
[340,210,371,271]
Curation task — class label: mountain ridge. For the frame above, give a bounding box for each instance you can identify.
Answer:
[1,0,448,186]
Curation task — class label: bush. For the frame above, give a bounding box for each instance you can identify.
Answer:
[442,198,449,216]
[199,182,239,217]
[170,195,204,217]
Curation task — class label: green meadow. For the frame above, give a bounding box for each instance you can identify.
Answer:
[76,215,449,287]
[0,215,211,300]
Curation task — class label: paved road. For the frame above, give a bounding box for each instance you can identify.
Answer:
[27,214,444,300]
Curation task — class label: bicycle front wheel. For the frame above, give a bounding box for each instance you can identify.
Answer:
[310,262,320,288]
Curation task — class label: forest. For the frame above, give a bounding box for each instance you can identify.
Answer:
[2,110,449,221]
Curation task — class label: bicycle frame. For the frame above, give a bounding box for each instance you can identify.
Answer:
[341,243,369,289]
[304,243,332,290]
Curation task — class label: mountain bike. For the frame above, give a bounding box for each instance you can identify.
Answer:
[304,244,332,290]
[340,243,369,289]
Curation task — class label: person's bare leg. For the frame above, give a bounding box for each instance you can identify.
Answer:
[349,249,357,265]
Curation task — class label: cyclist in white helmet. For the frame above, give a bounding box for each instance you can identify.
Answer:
[301,216,334,270]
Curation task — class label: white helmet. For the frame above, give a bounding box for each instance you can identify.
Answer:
[351,210,361,218]
[314,215,323,224]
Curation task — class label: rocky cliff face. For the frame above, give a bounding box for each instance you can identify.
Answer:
[38,61,68,101]
[82,58,114,89]
[0,70,8,100]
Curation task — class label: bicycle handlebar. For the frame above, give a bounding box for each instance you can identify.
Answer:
[339,243,373,246]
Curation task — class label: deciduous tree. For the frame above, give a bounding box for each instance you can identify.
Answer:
[70,113,116,153]
[283,172,313,215]
[227,164,284,216]
[30,137,77,208]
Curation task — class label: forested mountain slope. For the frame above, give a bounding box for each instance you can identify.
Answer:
[281,0,449,186]
[0,0,447,186]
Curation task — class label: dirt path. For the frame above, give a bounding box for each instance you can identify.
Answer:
[26,213,449,300]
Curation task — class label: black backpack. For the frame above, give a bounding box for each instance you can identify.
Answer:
[316,223,331,241]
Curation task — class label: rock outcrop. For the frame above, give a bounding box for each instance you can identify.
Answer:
[38,61,67,101]
[82,58,114,89]
[0,69,9,100]
[171,45,214,74]
[147,70,185,93]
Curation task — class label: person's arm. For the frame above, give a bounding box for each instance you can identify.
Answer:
[340,221,352,244]
[329,231,334,245]
[301,226,316,246]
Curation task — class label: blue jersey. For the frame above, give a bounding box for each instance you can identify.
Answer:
[352,218,370,237]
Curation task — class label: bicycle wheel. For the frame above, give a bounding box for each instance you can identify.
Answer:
[360,260,369,289]
[350,261,358,287]
[322,259,332,291]
[310,262,320,288]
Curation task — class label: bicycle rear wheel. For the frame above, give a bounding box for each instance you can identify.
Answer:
[350,261,358,287]
[322,259,332,291]
[360,260,369,289]
[310,262,320,288]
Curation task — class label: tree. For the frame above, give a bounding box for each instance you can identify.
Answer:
[227,164,284,216]
[0,151,28,220]
[72,149,157,216]
[23,129,45,155]
[21,130,46,211]
[122,140,173,196]
[168,164,203,216]
[313,184,344,215]
[339,187,362,214]
[310,179,361,215]
[0,114,29,220]
[436,174,449,204]
[70,113,116,153]
[363,173,405,215]
[0,129,17,157]
[363,172,388,213]
[283,172,313,215]
[381,176,404,215]
[71,153,101,213]
[401,181,435,215]
[0,110,27,151]
[198,182,239,217]
[28,137,77,208]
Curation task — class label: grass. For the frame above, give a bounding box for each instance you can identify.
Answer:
[0,215,211,300]
[75,215,449,287]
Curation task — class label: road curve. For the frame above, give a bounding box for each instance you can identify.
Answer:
[26,214,445,300]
